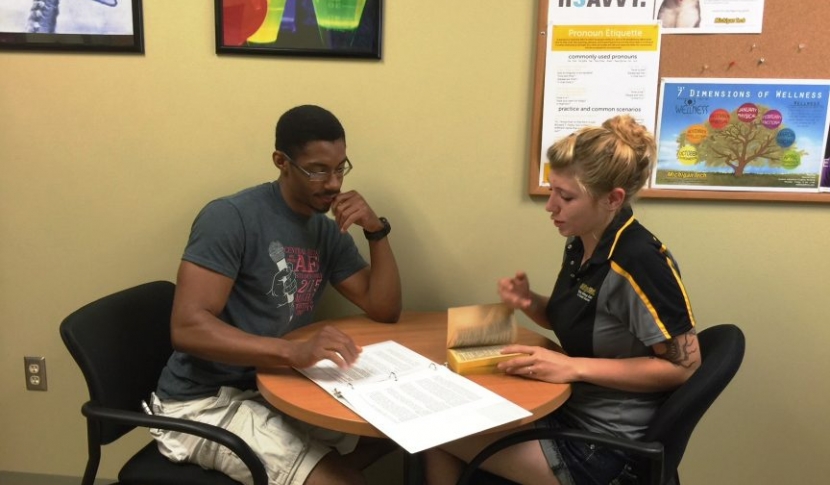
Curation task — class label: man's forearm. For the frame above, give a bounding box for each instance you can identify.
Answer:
[365,238,402,322]
[171,309,296,368]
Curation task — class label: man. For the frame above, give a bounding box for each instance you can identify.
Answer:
[151,105,402,485]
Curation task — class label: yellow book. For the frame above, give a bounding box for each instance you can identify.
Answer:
[446,303,524,375]
[447,345,524,375]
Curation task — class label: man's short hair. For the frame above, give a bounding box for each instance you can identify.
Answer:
[275,105,346,158]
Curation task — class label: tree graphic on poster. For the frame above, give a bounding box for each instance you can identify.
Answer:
[675,103,806,177]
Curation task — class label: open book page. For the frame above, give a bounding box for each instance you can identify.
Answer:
[446,303,518,349]
[294,340,435,401]
[337,365,532,454]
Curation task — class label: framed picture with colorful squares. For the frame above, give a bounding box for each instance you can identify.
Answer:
[215,0,382,59]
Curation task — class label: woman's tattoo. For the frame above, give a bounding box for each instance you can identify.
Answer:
[657,329,697,368]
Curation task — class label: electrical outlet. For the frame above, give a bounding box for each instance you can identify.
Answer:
[24,356,47,391]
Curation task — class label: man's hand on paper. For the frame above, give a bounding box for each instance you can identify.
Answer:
[497,344,574,383]
[289,325,362,369]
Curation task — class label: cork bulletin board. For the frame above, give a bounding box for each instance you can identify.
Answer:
[529,0,830,203]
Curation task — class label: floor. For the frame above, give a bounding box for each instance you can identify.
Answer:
[0,450,405,485]
[0,471,109,485]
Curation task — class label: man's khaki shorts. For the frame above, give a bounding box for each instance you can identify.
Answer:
[150,387,359,485]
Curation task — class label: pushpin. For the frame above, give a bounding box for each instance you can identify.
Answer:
[750,43,757,51]
[757,57,765,65]
[798,43,806,52]
[701,64,709,73]
[727,60,737,69]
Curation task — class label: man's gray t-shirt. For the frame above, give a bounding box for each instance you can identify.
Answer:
[156,182,367,400]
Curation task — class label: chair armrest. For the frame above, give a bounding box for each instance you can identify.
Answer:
[82,401,268,485]
[456,428,664,485]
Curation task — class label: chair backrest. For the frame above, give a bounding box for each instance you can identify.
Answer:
[60,281,176,445]
[644,324,745,483]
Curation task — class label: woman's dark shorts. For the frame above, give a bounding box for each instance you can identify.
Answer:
[535,412,640,485]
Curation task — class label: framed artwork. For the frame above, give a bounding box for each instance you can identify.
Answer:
[215,0,382,59]
[0,0,144,53]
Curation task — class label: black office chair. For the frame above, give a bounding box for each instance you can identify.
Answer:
[455,324,746,485]
[60,280,268,485]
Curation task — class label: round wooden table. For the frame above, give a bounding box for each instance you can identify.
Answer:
[257,311,571,437]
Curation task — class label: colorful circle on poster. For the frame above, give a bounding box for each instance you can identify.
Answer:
[677,144,698,165]
[222,0,268,46]
[781,150,801,170]
[685,124,708,144]
[762,110,783,129]
[737,103,759,122]
[709,109,730,129]
[776,128,796,148]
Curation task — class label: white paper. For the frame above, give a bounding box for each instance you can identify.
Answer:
[656,0,765,35]
[544,0,765,35]
[548,0,658,24]
[296,340,531,453]
[539,23,662,187]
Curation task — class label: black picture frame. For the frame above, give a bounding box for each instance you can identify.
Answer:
[0,0,144,54]
[215,0,382,59]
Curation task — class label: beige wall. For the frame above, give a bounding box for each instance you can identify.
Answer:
[1,2,828,484]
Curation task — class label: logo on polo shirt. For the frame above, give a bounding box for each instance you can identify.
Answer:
[577,282,596,302]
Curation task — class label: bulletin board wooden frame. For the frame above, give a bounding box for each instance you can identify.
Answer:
[529,0,830,203]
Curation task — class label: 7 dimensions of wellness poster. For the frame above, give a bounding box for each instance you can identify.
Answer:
[652,78,830,192]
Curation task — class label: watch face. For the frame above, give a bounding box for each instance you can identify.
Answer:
[365,217,390,240]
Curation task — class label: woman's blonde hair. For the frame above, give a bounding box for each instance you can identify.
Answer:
[546,115,656,204]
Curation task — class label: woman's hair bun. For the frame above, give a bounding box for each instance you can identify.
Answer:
[602,114,653,157]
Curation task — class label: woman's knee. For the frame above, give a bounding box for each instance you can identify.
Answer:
[305,452,366,485]
[422,448,465,485]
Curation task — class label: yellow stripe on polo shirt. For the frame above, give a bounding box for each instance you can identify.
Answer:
[610,260,672,340]
[607,214,636,259]
[661,245,697,328]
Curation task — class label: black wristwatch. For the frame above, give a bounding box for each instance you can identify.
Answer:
[363,217,391,241]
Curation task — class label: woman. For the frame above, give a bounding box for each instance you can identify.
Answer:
[424,115,701,485]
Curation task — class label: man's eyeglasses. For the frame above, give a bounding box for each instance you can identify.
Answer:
[284,153,353,182]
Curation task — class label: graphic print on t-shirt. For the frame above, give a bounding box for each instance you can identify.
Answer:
[284,245,324,318]
[267,241,297,320]
[267,241,324,320]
